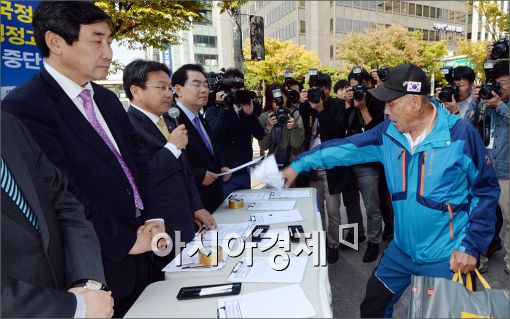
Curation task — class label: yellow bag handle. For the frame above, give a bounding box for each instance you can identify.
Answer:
[452,269,491,291]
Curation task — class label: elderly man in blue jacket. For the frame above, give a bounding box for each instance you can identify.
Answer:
[283,63,499,318]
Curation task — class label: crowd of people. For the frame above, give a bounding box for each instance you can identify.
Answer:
[1,1,507,318]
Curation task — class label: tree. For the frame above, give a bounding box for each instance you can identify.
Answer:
[217,1,248,71]
[94,1,209,50]
[242,37,321,89]
[336,25,447,82]
[456,39,489,82]
[467,0,509,41]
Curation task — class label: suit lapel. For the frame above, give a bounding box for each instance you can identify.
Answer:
[2,134,50,250]
[176,105,214,159]
[128,106,166,144]
[40,70,129,181]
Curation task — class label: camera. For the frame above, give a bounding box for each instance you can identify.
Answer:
[351,84,367,101]
[377,65,390,82]
[307,68,323,104]
[224,90,254,105]
[490,37,509,60]
[271,88,290,127]
[479,79,502,100]
[438,83,460,103]
[351,65,364,82]
[283,71,300,104]
[437,67,460,103]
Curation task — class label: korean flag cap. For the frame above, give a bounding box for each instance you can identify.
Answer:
[368,63,430,102]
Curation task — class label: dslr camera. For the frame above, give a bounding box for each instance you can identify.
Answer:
[284,71,300,105]
[207,70,255,106]
[351,84,368,101]
[271,88,290,127]
[479,61,502,100]
[307,68,323,104]
[490,37,509,60]
[377,65,390,82]
[438,66,460,103]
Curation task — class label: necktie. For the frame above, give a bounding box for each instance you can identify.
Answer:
[79,89,144,210]
[1,158,39,231]
[193,115,213,154]
[157,117,170,140]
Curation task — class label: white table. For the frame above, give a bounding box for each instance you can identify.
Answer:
[125,188,332,318]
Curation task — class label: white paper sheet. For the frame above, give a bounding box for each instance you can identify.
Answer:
[216,158,261,176]
[217,285,316,318]
[252,155,284,189]
[247,200,296,211]
[200,223,255,243]
[226,256,308,283]
[250,209,303,225]
[269,189,312,199]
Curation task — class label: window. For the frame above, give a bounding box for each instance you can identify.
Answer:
[193,35,217,48]
[299,0,305,8]
[300,20,306,33]
[196,10,213,25]
[330,45,334,59]
[423,6,429,18]
[408,3,415,15]
[416,4,422,17]
[330,18,334,33]
[195,54,218,66]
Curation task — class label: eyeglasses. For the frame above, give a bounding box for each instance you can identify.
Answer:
[187,82,210,90]
[146,85,173,93]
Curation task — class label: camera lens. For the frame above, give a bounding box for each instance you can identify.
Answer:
[438,89,452,103]
[288,89,300,104]
[308,88,322,104]
[491,42,509,60]
[479,86,493,100]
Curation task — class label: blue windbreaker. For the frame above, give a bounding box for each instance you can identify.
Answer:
[291,101,499,263]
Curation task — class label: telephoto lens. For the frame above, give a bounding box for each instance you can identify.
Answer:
[438,83,459,103]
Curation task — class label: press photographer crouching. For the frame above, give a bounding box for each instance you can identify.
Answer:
[437,66,476,118]
[464,60,509,275]
[258,84,304,168]
[205,68,265,198]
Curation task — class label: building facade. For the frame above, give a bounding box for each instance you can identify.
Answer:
[241,1,470,67]
[469,0,509,43]
[166,0,235,73]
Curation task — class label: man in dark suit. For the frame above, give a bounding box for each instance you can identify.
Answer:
[1,111,114,318]
[123,60,217,279]
[2,2,165,316]
[169,64,231,213]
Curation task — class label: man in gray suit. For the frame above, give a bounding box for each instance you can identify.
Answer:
[1,111,113,317]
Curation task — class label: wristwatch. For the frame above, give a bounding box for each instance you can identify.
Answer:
[70,279,108,291]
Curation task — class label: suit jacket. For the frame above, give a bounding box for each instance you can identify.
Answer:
[165,105,224,213]
[2,67,162,300]
[1,112,105,317]
[127,106,202,246]
[317,97,355,194]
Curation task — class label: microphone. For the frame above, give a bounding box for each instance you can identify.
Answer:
[168,107,180,126]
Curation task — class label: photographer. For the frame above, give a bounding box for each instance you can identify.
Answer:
[439,66,476,118]
[344,67,388,261]
[307,74,363,264]
[284,77,306,157]
[464,60,509,274]
[258,83,304,168]
[205,68,265,197]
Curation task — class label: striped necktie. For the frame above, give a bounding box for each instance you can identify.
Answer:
[1,158,39,231]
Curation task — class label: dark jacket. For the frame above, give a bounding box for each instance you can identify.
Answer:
[1,112,105,317]
[165,105,225,213]
[205,103,265,176]
[127,106,202,244]
[2,67,162,300]
[317,97,355,194]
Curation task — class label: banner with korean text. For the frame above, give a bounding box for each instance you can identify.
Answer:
[1,0,41,99]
